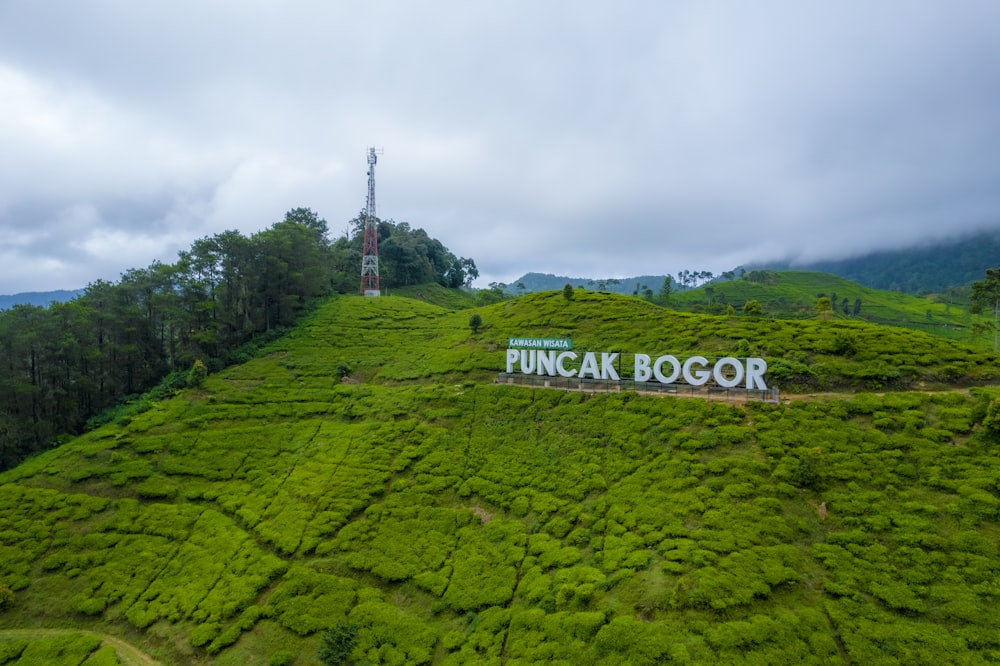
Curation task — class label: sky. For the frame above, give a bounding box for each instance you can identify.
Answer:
[2,1,1000,294]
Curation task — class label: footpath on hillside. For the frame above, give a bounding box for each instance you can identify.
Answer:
[496,373,781,403]
[0,629,161,666]
[497,372,978,405]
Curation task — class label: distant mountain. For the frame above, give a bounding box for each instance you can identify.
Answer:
[0,289,84,310]
[4,293,1000,664]
[511,229,1000,298]
[508,272,670,295]
[670,270,982,345]
[748,229,1000,294]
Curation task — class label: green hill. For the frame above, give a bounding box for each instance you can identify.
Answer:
[509,272,670,296]
[670,270,982,344]
[2,293,1000,664]
[385,282,478,309]
[749,228,1000,294]
[0,290,85,310]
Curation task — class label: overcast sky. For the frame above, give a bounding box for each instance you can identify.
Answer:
[2,1,1000,294]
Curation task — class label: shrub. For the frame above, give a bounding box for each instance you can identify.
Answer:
[0,582,14,610]
[71,595,106,615]
[792,450,823,490]
[270,651,295,666]
[832,331,858,355]
[981,398,1000,441]
[187,359,209,388]
[319,621,359,665]
[81,644,120,665]
[190,622,222,648]
[0,639,27,661]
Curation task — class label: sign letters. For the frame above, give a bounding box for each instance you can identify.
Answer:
[505,343,769,390]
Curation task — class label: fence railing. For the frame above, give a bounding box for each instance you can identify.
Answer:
[495,373,780,403]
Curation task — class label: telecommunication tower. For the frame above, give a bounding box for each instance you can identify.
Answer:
[360,147,383,296]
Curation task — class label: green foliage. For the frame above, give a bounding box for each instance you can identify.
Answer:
[319,621,359,665]
[9,633,104,665]
[981,399,1000,444]
[270,650,295,666]
[83,645,124,665]
[593,616,674,664]
[0,638,27,662]
[969,267,1000,314]
[743,299,762,316]
[0,583,13,611]
[774,228,1000,294]
[816,296,832,318]
[970,267,1000,350]
[468,313,482,334]
[389,283,477,309]
[673,270,989,345]
[3,292,1000,663]
[0,208,477,472]
[187,359,208,388]
[475,282,510,306]
[563,283,574,301]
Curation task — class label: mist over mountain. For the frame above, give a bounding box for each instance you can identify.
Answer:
[506,273,670,296]
[7,227,998,313]
[747,229,1000,294]
[0,289,85,310]
[513,229,1000,296]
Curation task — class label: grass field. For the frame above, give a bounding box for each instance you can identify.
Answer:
[1,291,999,663]
[669,270,984,344]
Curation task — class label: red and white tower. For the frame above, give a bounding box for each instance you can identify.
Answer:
[360,147,382,296]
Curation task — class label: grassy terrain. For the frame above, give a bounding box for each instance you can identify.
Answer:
[0,631,122,665]
[1,292,1000,663]
[669,271,982,344]
[315,289,997,390]
[0,628,159,665]
[385,283,478,309]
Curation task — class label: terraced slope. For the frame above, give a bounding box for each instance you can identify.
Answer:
[1,293,999,664]
[670,270,979,343]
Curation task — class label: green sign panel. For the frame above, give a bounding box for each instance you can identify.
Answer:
[507,337,573,350]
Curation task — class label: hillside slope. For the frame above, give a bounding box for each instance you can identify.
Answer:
[669,270,980,344]
[1,294,1000,664]
[750,228,1000,294]
[508,272,669,296]
[0,289,84,310]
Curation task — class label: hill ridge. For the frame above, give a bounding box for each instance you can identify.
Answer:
[748,227,1000,293]
[1,293,1000,664]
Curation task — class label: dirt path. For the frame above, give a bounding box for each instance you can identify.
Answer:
[0,628,161,666]
[500,375,979,406]
[782,387,974,402]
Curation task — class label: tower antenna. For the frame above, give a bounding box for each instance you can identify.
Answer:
[360,146,383,296]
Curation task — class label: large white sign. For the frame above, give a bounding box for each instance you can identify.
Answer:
[505,349,769,390]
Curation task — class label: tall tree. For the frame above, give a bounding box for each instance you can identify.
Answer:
[0,205,478,471]
[816,297,833,320]
[970,267,1000,351]
[658,275,673,304]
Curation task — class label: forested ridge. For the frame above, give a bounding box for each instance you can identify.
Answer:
[0,208,476,471]
[511,228,1000,300]
[667,270,987,345]
[750,228,1000,294]
[1,293,1000,664]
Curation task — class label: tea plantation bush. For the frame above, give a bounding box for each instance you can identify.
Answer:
[2,294,1000,663]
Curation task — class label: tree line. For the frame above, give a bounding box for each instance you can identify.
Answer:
[0,207,477,470]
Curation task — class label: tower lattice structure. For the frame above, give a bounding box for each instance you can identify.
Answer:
[360,147,382,296]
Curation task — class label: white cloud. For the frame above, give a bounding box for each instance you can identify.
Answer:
[1,1,1000,293]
